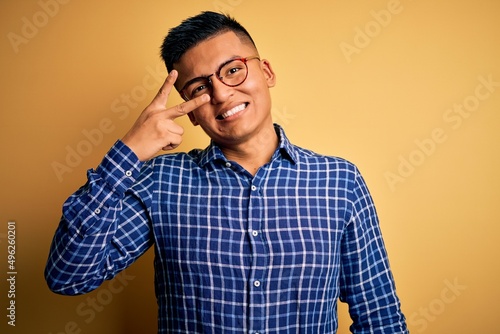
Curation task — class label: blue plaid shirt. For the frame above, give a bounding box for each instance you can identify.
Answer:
[46,125,407,333]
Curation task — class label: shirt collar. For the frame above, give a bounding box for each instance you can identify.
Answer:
[194,124,298,168]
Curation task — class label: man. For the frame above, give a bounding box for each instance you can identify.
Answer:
[46,11,408,333]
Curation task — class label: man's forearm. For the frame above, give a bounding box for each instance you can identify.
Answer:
[45,141,146,295]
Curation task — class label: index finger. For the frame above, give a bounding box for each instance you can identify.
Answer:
[150,70,178,108]
[169,94,211,119]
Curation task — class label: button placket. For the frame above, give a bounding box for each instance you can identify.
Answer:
[248,179,266,333]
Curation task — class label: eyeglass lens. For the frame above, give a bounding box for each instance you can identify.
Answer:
[185,59,248,100]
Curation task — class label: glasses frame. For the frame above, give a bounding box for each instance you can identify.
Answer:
[179,55,261,101]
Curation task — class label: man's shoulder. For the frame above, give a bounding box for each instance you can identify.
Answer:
[146,149,204,167]
[292,144,358,172]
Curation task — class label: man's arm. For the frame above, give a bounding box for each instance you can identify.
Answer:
[45,71,210,295]
[340,169,408,333]
[44,141,152,294]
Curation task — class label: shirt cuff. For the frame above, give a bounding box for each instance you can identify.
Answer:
[94,140,144,197]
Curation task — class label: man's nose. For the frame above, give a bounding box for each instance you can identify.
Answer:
[209,78,233,104]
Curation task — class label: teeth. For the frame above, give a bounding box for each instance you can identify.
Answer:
[220,104,246,119]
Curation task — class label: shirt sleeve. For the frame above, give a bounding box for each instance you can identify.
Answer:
[44,140,154,295]
[340,168,408,333]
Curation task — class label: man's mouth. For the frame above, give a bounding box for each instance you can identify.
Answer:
[216,103,248,120]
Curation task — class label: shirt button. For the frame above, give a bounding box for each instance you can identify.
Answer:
[251,185,257,191]
[125,170,132,177]
[94,208,101,214]
[252,230,259,237]
[254,280,261,287]
[225,162,232,168]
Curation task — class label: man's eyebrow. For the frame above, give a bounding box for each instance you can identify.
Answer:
[214,54,241,70]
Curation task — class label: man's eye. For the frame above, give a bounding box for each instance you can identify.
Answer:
[192,84,208,95]
[226,67,242,76]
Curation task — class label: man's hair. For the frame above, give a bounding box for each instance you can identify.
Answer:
[160,11,256,72]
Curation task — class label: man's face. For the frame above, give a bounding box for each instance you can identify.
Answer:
[173,31,276,147]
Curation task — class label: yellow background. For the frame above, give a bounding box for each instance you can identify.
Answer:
[1,0,499,333]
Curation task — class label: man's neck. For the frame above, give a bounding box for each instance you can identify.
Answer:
[219,124,279,176]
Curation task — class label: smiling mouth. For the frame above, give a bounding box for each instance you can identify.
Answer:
[216,103,248,120]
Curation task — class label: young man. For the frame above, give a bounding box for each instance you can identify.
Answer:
[46,11,408,333]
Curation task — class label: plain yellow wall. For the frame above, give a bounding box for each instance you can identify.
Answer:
[1,0,499,333]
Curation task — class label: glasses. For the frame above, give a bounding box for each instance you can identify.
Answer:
[179,56,260,101]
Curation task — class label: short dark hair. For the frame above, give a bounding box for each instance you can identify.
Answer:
[160,11,257,72]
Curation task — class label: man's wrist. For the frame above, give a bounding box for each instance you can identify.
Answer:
[95,140,144,195]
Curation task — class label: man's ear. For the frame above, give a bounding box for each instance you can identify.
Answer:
[187,112,199,126]
[260,59,276,88]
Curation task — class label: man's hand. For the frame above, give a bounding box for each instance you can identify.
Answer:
[122,70,210,161]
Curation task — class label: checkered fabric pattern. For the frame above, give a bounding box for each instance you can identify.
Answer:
[46,125,407,333]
